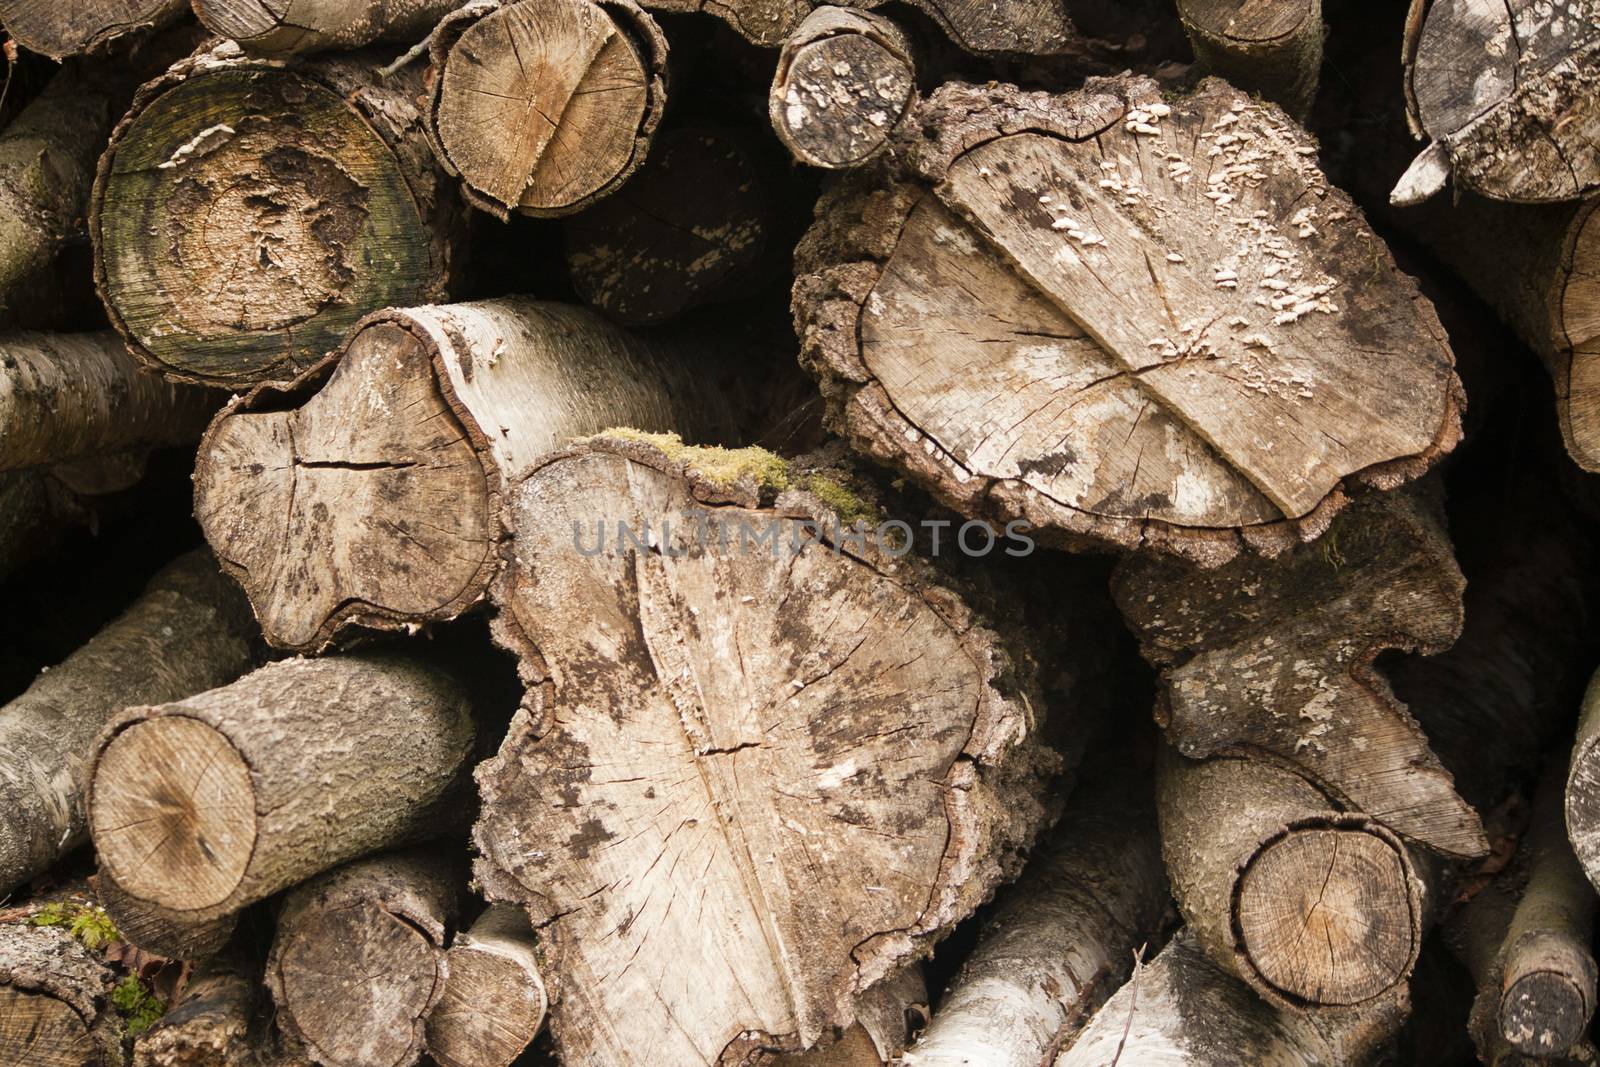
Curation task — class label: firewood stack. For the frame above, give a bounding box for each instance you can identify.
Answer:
[1,0,1599,1063]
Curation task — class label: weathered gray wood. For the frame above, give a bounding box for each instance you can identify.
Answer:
[794,76,1463,566]
[193,0,457,54]
[0,923,123,1067]
[1177,0,1323,118]
[0,0,181,59]
[1566,668,1600,894]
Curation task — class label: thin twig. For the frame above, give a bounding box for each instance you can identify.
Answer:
[1107,942,1148,1067]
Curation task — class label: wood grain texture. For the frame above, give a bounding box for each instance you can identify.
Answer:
[1177,0,1323,117]
[0,0,182,59]
[794,76,1462,567]
[425,905,547,1067]
[132,950,258,1067]
[477,435,1065,1066]
[97,873,237,962]
[0,924,122,1067]
[193,0,457,54]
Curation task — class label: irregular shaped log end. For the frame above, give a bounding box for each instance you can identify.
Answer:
[90,716,258,912]
[1501,968,1593,1055]
[426,906,548,1067]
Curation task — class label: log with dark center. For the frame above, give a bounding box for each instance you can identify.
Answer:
[91,41,464,389]
[424,905,547,1067]
[475,434,1068,1066]
[194,297,743,652]
[193,0,457,55]
[1176,0,1323,118]
[794,76,1463,567]
[1397,0,1600,204]
[88,652,473,925]
[266,850,456,1067]
[768,7,915,170]
[0,923,123,1067]
[426,0,667,219]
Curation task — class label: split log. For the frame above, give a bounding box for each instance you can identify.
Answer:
[0,923,123,1066]
[1112,485,1484,859]
[424,905,546,1067]
[1565,668,1600,891]
[1157,749,1426,1012]
[91,41,465,390]
[192,0,456,55]
[1055,930,1406,1067]
[194,297,744,652]
[87,652,473,924]
[1177,0,1323,118]
[96,875,237,962]
[266,850,456,1067]
[1397,0,1600,205]
[768,7,915,170]
[562,128,774,325]
[793,76,1463,567]
[0,550,257,896]
[0,333,216,473]
[0,0,180,59]
[425,0,667,219]
[901,760,1169,1066]
[132,950,257,1067]
[475,434,1067,1066]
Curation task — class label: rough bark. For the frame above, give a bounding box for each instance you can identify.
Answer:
[1054,930,1405,1067]
[193,0,456,54]
[91,41,465,390]
[194,297,745,652]
[0,923,123,1067]
[425,0,667,219]
[1565,668,1600,892]
[87,652,473,925]
[1397,0,1600,204]
[768,7,915,170]
[1157,750,1425,1013]
[901,760,1169,1067]
[266,850,456,1067]
[132,950,258,1067]
[563,128,775,325]
[793,76,1463,567]
[1177,0,1323,119]
[425,905,546,1067]
[0,0,182,59]
[0,551,258,896]
[0,332,217,473]
[96,875,237,963]
[1113,484,1482,859]
[476,434,1066,1066]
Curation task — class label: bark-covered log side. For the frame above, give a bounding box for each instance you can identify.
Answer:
[0,0,182,60]
[426,0,667,219]
[96,874,237,962]
[768,7,915,170]
[266,850,456,1067]
[476,434,1066,1066]
[1055,930,1407,1067]
[902,762,1168,1065]
[1114,485,1481,858]
[425,905,546,1067]
[195,297,747,652]
[0,332,217,472]
[1157,750,1425,1012]
[88,652,473,924]
[1177,0,1323,118]
[793,76,1463,567]
[0,551,257,896]
[92,41,464,390]
[0,923,123,1067]
[193,0,456,54]
[1399,0,1600,204]
[1566,668,1600,893]
[132,950,257,1067]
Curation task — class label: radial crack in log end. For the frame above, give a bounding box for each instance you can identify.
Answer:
[1115,485,1484,858]
[195,297,742,653]
[1405,0,1600,203]
[476,434,1064,1067]
[427,0,667,219]
[793,76,1463,567]
[194,0,459,55]
[92,41,462,390]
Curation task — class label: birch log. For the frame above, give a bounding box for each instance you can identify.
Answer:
[1397,0,1600,204]
[1113,485,1483,859]
[87,653,473,925]
[193,0,457,54]
[0,551,257,896]
[793,76,1462,567]
[1177,0,1323,118]
[194,297,743,652]
[0,924,123,1067]
[266,851,456,1067]
[475,434,1066,1066]
[424,905,546,1067]
[425,0,667,219]
[91,41,464,390]
[902,761,1169,1066]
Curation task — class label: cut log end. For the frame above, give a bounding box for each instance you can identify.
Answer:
[1236,824,1418,1006]
[1559,200,1600,472]
[1501,969,1592,1055]
[429,0,666,218]
[0,0,182,60]
[89,716,257,912]
[0,986,96,1067]
[426,907,547,1067]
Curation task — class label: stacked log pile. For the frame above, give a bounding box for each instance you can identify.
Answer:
[0,0,1597,1064]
